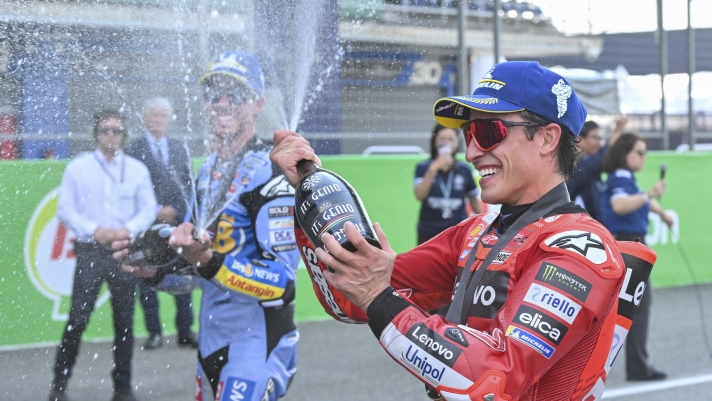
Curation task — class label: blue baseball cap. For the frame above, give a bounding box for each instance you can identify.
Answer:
[433,61,587,137]
[199,50,265,96]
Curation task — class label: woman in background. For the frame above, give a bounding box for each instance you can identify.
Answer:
[414,124,481,245]
[601,132,673,382]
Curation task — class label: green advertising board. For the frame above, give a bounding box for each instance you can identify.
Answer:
[1,152,710,348]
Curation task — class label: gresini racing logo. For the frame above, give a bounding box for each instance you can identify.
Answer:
[544,230,607,265]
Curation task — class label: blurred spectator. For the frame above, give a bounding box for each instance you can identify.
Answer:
[414,123,481,244]
[567,118,625,222]
[49,110,157,401]
[601,132,673,382]
[125,97,197,350]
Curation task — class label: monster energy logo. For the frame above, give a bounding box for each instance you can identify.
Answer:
[535,262,592,302]
[542,264,557,280]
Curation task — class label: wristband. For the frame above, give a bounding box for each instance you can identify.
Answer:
[641,192,650,203]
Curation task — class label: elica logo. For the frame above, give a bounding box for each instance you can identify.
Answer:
[24,189,110,321]
[523,283,582,324]
[220,377,255,401]
[407,324,462,366]
[514,305,569,345]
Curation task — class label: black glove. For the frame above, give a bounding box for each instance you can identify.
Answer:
[124,224,177,268]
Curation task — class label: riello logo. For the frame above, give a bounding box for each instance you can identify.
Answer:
[23,189,110,321]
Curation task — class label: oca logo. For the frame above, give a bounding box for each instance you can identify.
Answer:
[24,189,110,321]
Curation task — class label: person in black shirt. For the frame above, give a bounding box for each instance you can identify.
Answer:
[567,118,624,222]
[414,124,481,244]
[125,97,197,350]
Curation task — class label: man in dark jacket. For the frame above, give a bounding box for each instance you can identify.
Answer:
[567,118,625,222]
[125,97,197,349]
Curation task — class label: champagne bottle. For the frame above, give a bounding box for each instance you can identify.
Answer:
[295,160,381,252]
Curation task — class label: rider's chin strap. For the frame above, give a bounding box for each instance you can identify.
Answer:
[445,182,571,325]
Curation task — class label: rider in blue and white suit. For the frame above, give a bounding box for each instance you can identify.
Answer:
[118,50,300,401]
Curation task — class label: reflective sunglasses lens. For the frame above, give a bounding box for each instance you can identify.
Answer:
[463,120,507,151]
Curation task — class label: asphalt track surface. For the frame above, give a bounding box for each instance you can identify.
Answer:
[4,284,712,401]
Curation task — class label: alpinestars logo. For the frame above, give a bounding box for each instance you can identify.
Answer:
[544,231,607,265]
[551,79,572,118]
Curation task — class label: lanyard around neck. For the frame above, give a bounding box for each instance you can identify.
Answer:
[94,153,125,184]
[436,168,455,199]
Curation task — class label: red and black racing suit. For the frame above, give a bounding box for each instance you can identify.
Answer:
[297,202,636,401]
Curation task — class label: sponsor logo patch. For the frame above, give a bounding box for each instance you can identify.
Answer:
[402,345,448,385]
[270,229,295,244]
[491,251,511,264]
[467,270,510,319]
[459,250,471,260]
[444,327,469,347]
[514,305,569,345]
[544,230,607,265]
[535,262,592,302]
[267,206,294,218]
[506,325,555,359]
[407,324,462,367]
[523,283,582,324]
[479,232,499,247]
[260,378,275,401]
[220,377,256,401]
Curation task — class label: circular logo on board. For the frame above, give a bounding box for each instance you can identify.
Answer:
[23,188,109,321]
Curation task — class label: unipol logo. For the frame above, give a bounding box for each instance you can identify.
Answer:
[23,189,109,320]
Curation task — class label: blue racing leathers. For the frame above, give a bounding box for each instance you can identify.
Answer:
[189,138,300,401]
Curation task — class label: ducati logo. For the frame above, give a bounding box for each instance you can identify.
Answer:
[544,230,607,264]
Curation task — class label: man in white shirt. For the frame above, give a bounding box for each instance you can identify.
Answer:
[49,110,157,401]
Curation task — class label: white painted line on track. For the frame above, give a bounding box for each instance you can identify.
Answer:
[602,373,712,398]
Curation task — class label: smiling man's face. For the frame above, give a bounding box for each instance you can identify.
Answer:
[465,111,549,206]
[203,75,262,142]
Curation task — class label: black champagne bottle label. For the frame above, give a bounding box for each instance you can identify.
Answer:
[296,168,380,251]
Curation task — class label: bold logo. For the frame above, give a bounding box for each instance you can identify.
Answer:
[220,377,255,401]
[491,251,511,264]
[544,231,607,265]
[467,271,509,319]
[260,175,295,197]
[506,325,555,359]
[402,345,448,385]
[514,305,569,345]
[267,206,293,218]
[301,174,322,190]
[24,189,109,321]
[523,283,582,324]
[535,262,592,302]
[407,324,462,367]
[551,79,572,118]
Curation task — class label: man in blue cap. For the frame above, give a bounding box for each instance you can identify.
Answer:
[272,62,638,400]
[117,50,300,401]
